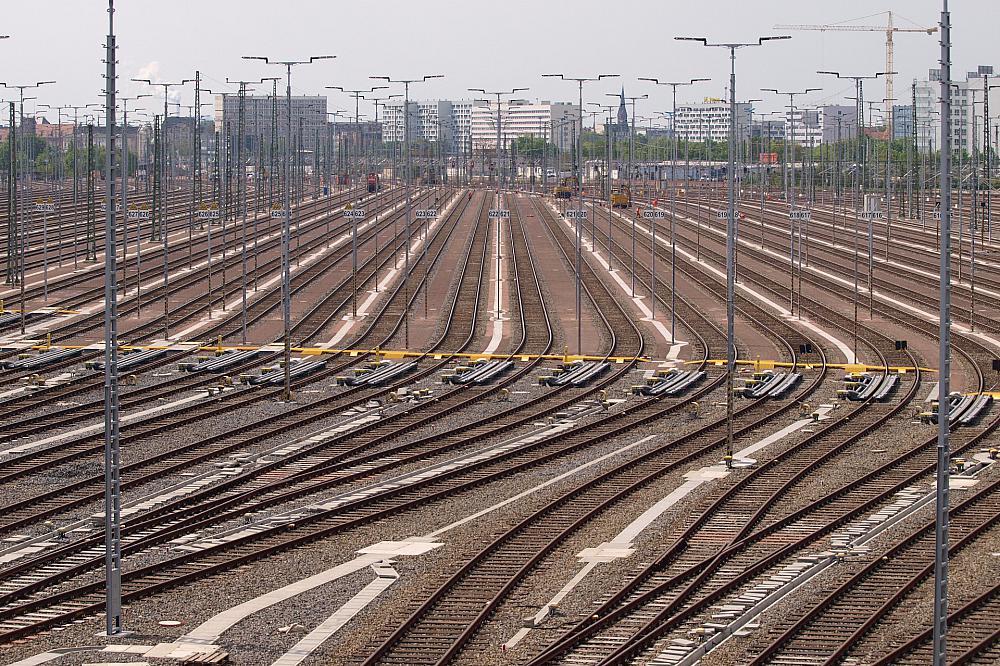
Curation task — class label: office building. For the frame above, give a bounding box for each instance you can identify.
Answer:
[673,99,751,143]
[215,94,327,152]
[469,100,579,150]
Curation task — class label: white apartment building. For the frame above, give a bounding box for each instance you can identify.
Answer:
[381,101,420,144]
[373,98,579,154]
[785,105,858,145]
[381,99,454,147]
[416,100,451,143]
[469,100,579,151]
[913,77,939,152]
[673,99,751,143]
[915,65,1000,153]
[450,100,481,151]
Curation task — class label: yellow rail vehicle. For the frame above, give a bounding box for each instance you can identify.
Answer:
[554,176,576,199]
[611,186,631,208]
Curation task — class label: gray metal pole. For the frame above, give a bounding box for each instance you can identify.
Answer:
[670,87,679,342]
[677,35,790,465]
[405,83,411,349]
[121,102,128,279]
[788,98,796,316]
[244,54,334,398]
[630,100,636,296]
[102,0,123,636]
[161,114,169,337]
[18,92,26,332]
[496,93,502,191]
[239,83,249,343]
[932,2,952,663]
[283,65,293,399]
[726,46,737,469]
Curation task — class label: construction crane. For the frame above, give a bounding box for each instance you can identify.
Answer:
[776,11,937,133]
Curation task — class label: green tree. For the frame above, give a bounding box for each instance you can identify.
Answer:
[63,142,107,174]
[512,135,552,159]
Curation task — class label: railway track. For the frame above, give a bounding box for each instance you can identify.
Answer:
[720,198,1000,336]
[746,473,1000,665]
[0,185,300,311]
[0,187,422,426]
[672,199,997,387]
[348,191,840,665]
[511,201,908,664]
[0,187,380,346]
[521,198,997,666]
[0,188,439,441]
[0,185,584,640]
[2,186,992,664]
[870,575,1000,665]
[0,190,464,513]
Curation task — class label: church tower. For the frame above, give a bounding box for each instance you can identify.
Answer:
[616,87,628,136]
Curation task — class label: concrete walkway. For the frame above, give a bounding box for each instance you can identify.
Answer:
[481,197,508,355]
[647,207,857,364]
[269,562,399,666]
[548,200,688,363]
[504,406,832,649]
[190,430,653,665]
[320,192,455,349]
[673,201,1000,357]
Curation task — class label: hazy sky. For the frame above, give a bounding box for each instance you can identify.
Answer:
[3,1,993,123]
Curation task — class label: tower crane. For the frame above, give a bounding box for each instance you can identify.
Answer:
[776,11,937,133]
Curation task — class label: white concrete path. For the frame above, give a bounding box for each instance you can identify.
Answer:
[613,205,854,363]
[548,200,687,362]
[504,404,833,648]
[269,562,399,666]
[319,192,455,349]
[0,191,393,346]
[481,196,508,355]
[670,203,1000,356]
[181,429,651,664]
[0,386,235,457]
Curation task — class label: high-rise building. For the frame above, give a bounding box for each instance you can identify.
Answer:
[381,98,578,154]
[382,99,454,147]
[785,105,858,145]
[893,104,914,140]
[450,100,480,152]
[673,99,751,143]
[915,65,1000,153]
[215,94,327,152]
[469,100,579,151]
[381,100,417,144]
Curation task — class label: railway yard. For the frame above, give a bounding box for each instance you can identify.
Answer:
[3,1,999,664]
[0,179,996,665]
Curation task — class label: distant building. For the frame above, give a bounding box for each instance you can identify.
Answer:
[0,117,75,149]
[450,100,479,152]
[785,105,857,145]
[673,99,751,143]
[34,118,76,141]
[215,94,327,152]
[332,121,382,147]
[751,119,785,141]
[347,98,579,154]
[470,100,579,151]
[915,65,1000,152]
[380,100,417,144]
[638,126,673,140]
[381,100,454,148]
[616,88,628,136]
[893,104,914,140]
